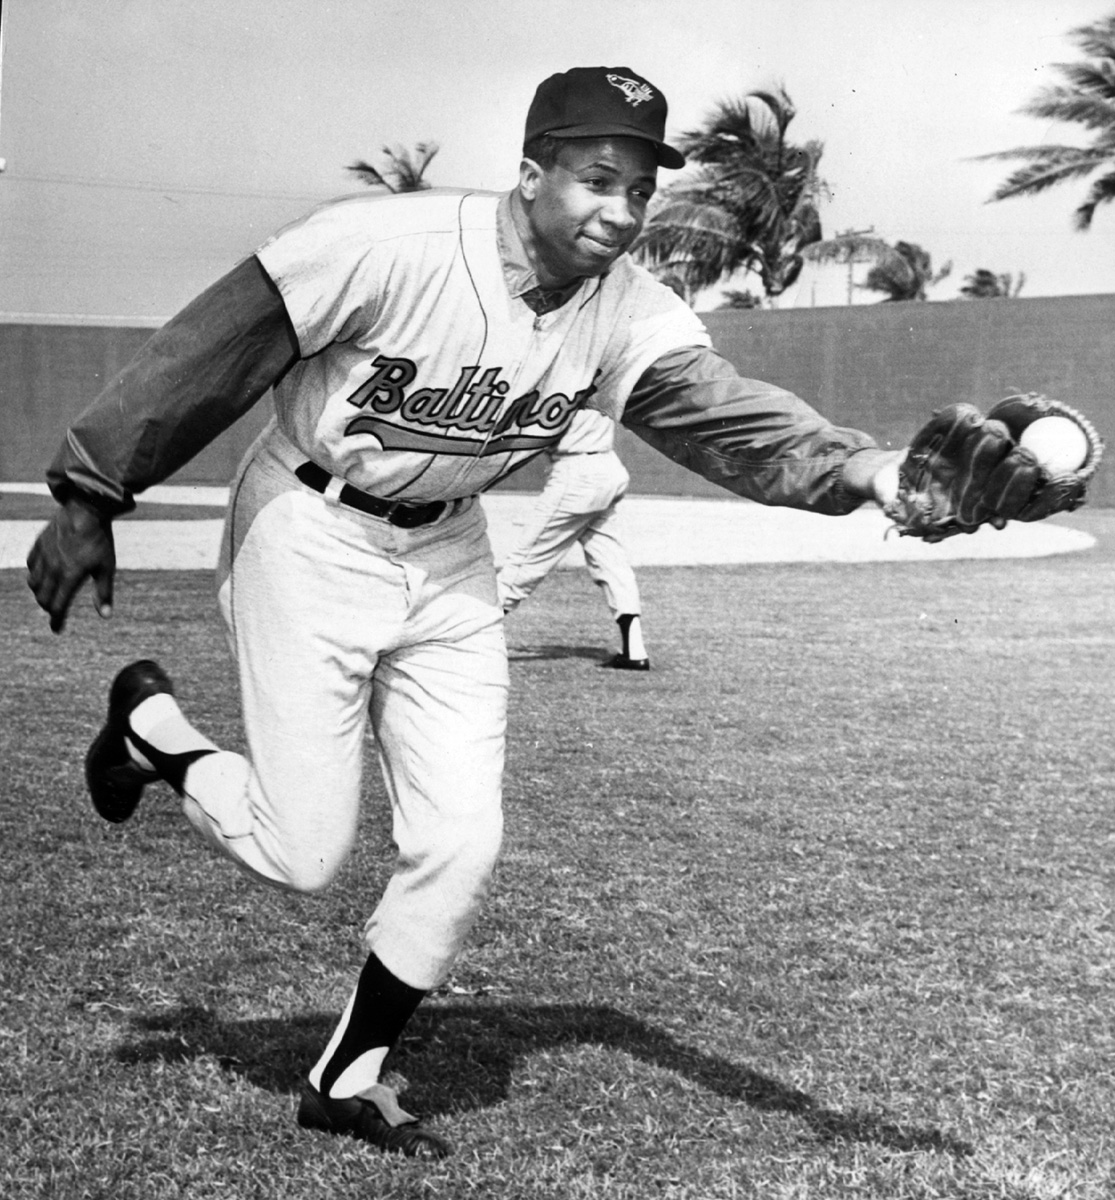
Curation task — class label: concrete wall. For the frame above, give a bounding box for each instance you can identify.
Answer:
[3,293,1112,504]
[0,319,268,489]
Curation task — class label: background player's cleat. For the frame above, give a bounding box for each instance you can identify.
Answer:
[296,1084,452,1158]
[84,659,174,823]
[601,653,651,672]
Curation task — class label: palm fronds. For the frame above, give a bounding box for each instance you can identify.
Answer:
[976,16,1115,229]
[347,142,440,193]
[632,86,827,301]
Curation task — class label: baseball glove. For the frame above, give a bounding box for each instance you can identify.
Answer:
[883,393,1103,543]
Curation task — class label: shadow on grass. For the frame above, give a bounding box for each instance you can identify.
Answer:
[506,643,607,663]
[116,999,972,1157]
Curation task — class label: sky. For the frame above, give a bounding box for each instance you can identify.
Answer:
[2,0,1114,319]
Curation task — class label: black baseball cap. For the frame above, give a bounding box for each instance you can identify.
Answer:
[524,66,686,169]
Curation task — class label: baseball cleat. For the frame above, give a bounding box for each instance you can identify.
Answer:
[296,1084,452,1158]
[601,653,651,671]
[84,659,174,824]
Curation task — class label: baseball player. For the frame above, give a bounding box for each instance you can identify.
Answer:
[498,406,650,670]
[27,64,1066,1159]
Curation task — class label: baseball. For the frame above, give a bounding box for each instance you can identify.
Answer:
[1018,416,1089,473]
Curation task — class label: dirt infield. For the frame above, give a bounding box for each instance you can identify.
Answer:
[0,483,1096,569]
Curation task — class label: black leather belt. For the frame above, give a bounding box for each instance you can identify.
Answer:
[295,461,451,528]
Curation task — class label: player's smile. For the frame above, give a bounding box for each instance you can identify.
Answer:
[580,231,624,254]
[519,136,658,286]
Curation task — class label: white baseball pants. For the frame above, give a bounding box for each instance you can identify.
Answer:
[179,425,507,989]
[497,450,641,616]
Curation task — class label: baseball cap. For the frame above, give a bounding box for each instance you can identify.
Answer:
[524,66,686,169]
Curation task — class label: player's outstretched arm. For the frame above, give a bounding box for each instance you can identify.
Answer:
[26,496,116,634]
[26,254,300,632]
[44,256,299,513]
[620,346,899,515]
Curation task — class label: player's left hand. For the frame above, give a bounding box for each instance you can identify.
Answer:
[883,394,1103,543]
[26,499,117,633]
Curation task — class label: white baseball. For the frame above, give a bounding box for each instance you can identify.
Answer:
[1018,416,1089,473]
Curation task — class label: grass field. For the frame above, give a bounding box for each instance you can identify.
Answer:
[2,509,1114,1199]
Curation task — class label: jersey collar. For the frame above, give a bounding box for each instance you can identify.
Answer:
[498,191,588,316]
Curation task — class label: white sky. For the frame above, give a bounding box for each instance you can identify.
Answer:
[1,0,1113,318]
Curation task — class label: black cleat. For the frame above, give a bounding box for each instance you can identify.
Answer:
[297,1084,452,1159]
[85,659,174,824]
[601,653,651,672]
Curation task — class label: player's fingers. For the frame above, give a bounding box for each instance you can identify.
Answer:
[44,575,82,634]
[89,559,116,620]
[25,539,45,593]
[25,537,63,620]
[26,525,94,633]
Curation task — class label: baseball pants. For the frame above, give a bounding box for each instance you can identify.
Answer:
[497,450,642,615]
[178,425,507,990]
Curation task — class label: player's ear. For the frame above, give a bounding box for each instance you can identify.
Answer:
[519,157,544,201]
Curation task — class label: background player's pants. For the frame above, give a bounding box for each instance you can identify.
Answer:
[180,425,507,990]
[497,450,641,616]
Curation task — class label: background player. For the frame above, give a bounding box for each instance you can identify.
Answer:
[24,64,1054,1160]
[498,406,650,670]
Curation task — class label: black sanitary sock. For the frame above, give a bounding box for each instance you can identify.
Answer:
[126,729,215,796]
[616,613,637,657]
[319,952,427,1097]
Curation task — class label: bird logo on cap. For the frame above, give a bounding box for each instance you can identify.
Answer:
[606,74,654,107]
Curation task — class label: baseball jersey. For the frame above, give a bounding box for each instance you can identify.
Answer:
[549,407,618,456]
[47,192,880,518]
[254,189,710,502]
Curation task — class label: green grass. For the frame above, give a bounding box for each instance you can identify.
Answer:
[2,509,1114,1198]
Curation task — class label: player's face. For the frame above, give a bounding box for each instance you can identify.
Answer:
[521,137,658,284]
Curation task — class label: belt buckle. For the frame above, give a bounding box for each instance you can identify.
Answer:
[387,500,443,529]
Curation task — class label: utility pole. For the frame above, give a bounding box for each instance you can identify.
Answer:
[837,226,876,305]
[0,4,7,173]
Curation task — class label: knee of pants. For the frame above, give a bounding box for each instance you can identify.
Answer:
[458,811,504,887]
[182,753,358,896]
[415,809,504,904]
[278,836,356,895]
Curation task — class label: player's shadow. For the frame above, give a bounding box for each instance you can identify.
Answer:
[115,999,971,1157]
[507,643,607,663]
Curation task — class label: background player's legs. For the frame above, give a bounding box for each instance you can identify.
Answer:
[581,513,647,662]
[497,456,600,612]
[576,459,648,664]
[579,500,642,620]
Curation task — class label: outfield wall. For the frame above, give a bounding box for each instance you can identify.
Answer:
[2,293,1112,505]
[0,317,261,490]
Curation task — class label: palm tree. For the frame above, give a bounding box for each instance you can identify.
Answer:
[958,269,1026,299]
[804,234,950,303]
[976,15,1115,229]
[860,241,952,302]
[632,88,827,304]
[347,142,439,193]
[802,228,892,304]
[717,288,763,309]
